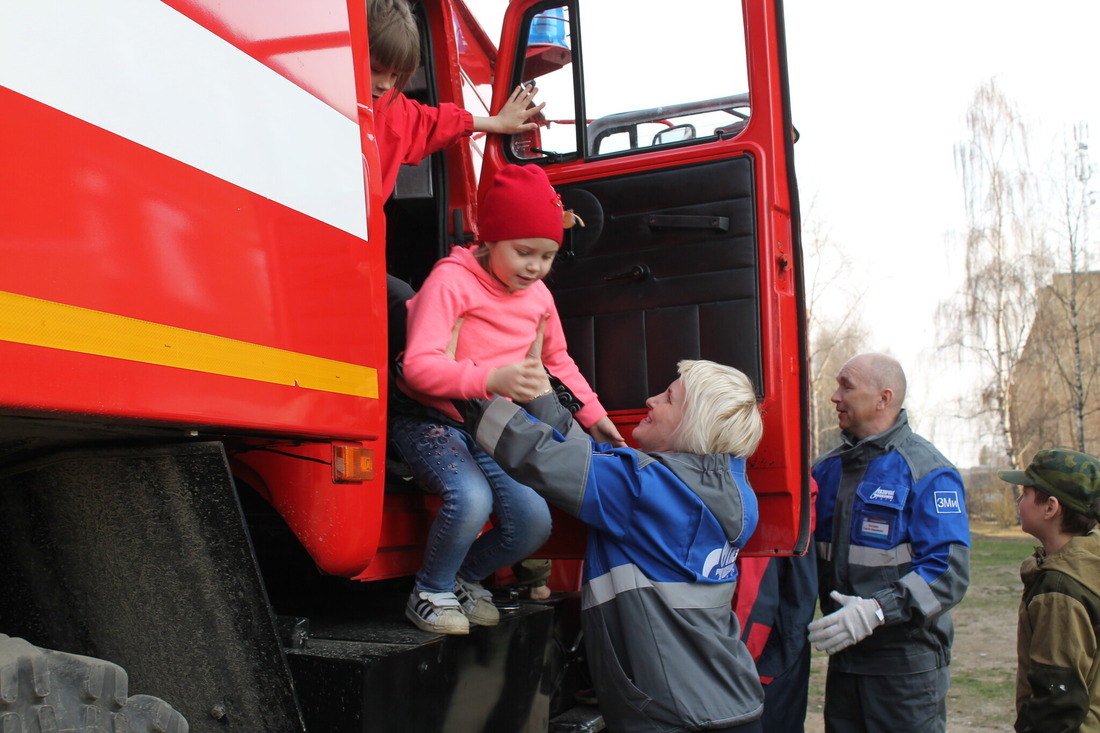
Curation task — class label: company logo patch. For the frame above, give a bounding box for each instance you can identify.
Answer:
[869,487,896,502]
[702,542,739,580]
[934,491,962,514]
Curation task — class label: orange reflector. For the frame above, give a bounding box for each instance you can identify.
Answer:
[333,444,374,483]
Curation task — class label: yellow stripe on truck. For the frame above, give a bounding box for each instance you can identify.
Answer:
[0,290,378,399]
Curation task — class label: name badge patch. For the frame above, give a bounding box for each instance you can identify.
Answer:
[934,491,962,514]
[861,516,892,540]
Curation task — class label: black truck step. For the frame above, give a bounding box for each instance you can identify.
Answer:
[284,603,561,733]
[549,703,605,732]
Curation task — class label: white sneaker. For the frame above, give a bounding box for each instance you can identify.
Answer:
[405,590,469,635]
[454,576,500,626]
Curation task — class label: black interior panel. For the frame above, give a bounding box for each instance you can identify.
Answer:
[547,157,761,411]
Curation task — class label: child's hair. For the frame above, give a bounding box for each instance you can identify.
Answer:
[1061,497,1099,534]
[673,360,763,457]
[368,0,421,97]
[1033,486,1100,535]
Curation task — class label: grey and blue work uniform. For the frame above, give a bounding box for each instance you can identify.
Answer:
[813,409,970,731]
[464,393,765,733]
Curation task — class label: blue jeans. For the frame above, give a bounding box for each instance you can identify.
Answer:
[390,413,552,594]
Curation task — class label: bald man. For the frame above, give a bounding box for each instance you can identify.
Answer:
[809,354,970,733]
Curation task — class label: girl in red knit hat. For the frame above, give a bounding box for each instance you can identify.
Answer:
[392,164,625,634]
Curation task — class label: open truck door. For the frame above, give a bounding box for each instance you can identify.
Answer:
[481,0,810,555]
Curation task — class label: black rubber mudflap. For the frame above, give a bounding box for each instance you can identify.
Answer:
[0,633,189,732]
[0,442,305,733]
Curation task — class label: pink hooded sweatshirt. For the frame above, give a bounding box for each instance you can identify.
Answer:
[397,245,606,428]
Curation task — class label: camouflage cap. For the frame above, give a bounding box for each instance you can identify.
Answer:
[999,449,1100,521]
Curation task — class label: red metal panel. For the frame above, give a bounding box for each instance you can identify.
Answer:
[162,0,359,119]
[233,443,386,578]
[424,0,480,238]
[0,86,384,438]
[1,1,389,580]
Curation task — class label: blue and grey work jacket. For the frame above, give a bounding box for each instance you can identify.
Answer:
[814,410,971,675]
[466,393,765,732]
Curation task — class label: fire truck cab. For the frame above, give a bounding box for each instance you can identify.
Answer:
[0,1,806,731]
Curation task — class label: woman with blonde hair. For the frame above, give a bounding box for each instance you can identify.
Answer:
[457,358,766,733]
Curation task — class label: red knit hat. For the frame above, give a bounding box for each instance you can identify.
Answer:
[478,164,564,245]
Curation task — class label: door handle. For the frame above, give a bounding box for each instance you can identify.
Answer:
[646,214,729,232]
[604,264,651,283]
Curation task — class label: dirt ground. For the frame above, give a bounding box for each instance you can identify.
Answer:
[802,523,1029,733]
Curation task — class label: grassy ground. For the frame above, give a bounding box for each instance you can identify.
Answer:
[804,522,1032,732]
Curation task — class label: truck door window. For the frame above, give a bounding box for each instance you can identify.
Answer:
[510,1,750,161]
[511,5,578,161]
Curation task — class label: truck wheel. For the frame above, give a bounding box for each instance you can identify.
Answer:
[0,634,188,732]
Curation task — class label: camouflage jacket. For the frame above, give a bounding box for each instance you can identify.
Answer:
[1016,529,1100,733]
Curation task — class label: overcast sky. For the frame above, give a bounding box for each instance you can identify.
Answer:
[785,0,1100,464]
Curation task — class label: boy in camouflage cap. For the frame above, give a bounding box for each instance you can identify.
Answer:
[1000,449,1100,732]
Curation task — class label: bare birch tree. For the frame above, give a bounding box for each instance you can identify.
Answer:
[802,203,870,457]
[938,80,1048,469]
[1048,124,1095,451]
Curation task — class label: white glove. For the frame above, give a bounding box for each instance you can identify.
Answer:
[808,590,883,655]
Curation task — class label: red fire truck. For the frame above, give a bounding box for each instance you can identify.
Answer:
[0,1,807,731]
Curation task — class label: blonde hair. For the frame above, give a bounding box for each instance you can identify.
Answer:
[673,360,763,457]
[368,0,421,97]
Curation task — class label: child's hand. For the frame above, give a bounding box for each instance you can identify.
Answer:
[489,84,546,135]
[526,313,548,362]
[487,359,549,402]
[588,416,627,447]
[523,314,553,398]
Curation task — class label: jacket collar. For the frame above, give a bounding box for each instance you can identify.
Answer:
[840,409,912,457]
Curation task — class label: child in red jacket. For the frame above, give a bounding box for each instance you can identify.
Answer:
[368,0,543,198]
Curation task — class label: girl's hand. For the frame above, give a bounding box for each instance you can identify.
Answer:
[487,84,546,135]
[486,313,551,401]
[524,313,552,397]
[487,359,548,402]
[588,416,627,447]
[526,313,547,361]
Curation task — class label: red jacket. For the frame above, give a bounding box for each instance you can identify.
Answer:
[374,91,473,198]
